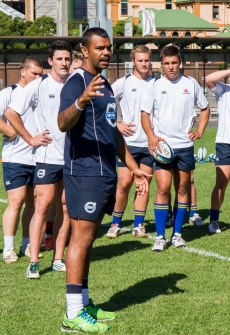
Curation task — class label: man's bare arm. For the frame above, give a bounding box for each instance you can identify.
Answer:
[0,118,17,139]
[206,69,230,89]
[4,107,52,146]
[188,105,210,141]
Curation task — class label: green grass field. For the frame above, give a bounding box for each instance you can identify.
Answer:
[1,128,230,335]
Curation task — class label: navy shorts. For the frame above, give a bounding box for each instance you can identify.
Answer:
[2,162,35,191]
[34,163,63,185]
[117,145,154,168]
[215,143,230,165]
[63,174,117,221]
[153,146,195,171]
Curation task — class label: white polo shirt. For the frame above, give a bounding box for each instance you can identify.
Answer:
[112,73,153,148]
[9,74,66,165]
[141,74,208,149]
[0,84,36,165]
[210,82,230,144]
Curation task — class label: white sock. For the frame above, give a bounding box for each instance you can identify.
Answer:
[66,293,84,319]
[21,237,29,249]
[82,288,89,306]
[3,236,14,252]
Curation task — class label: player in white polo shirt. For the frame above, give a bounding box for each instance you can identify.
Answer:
[0,57,44,264]
[141,45,210,251]
[206,69,230,233]
[106,45,154,238]
[4,40,72,277]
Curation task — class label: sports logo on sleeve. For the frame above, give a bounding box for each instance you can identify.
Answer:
[105,103,116,127]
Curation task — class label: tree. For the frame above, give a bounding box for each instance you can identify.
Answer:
[113,20,142,36]
[24,15,56,49]
[68,17,88,36]
[25,15,56,36]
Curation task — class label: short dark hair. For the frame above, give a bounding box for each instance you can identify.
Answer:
[48,40,72,59]
[160,45,181,62]
[20,56,43,70]
[81,27,109,49]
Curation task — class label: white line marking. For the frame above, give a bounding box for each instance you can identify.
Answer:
[184,247,230,262]
[0,198,8,203]
[102,224,230,262]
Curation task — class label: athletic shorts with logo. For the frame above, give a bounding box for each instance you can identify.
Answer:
[63,175,117,221]
[153,146,195,171]
[34,163,63,185]
[215,143,230,165]
[3,163,35,191]
[117,145,154,168]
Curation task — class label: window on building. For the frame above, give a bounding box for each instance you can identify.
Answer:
[121,0,128,15]
[12,2,25,14]
[185,31,191,36]
[172,31,179,36]
[159,31,166,36]
[213,6,219,18]
[166,0,172,9]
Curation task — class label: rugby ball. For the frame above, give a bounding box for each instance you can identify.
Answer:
[150,141,174,164]
[197,146,207,162]
[194,154,198,162]
[208,153,216,162]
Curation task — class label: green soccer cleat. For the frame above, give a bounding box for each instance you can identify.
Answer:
[61,309,110,333]
[85,299,116,321]
[26,262,40,279]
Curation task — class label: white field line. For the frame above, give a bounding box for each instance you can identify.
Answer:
[102,225,230,263]
[0,198,8,203]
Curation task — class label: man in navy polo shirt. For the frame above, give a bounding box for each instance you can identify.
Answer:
[58,27,150,333]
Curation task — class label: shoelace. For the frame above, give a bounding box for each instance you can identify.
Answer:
[212,221,219,229]
[89,300,102,312]
[156,238,164,245]
[81,310,97,325]
[30,263,39,273]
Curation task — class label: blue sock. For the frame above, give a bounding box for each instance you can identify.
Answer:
[134,210,146,228]
[210,209,219,222]
[154,203,169,238]
[112,211,124,227]
[189,205,198,217]
[173,202,188,235]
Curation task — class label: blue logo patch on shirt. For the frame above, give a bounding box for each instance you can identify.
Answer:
[106,103,116,128]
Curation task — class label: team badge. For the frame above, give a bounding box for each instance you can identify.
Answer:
[105,103,116,127]
[37,169,45,178]
[84,202,96,213]
[183,89,189,94]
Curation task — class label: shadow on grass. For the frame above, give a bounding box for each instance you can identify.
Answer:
[100,273,186,311]
[91,240,152,262]
[182,220,229,243]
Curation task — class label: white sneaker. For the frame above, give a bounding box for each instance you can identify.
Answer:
[2,249,18,264]
[209,221,221,233]
[152,236,166,252]
[51,259,66,272]
[171,233,186,248]
[132,225,147,237]
[189,213,205,226]
[19,244,43,258]
[166,214,174,227]
[26,262,40,279]
[106,224,121,238]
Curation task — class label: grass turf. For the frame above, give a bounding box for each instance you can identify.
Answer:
[1,128,230,335]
